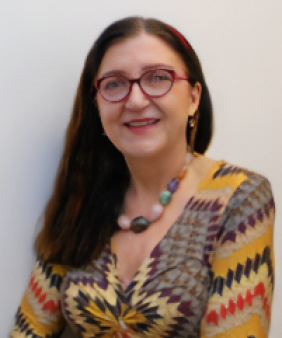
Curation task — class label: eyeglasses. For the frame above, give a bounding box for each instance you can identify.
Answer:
[95,69,189,102]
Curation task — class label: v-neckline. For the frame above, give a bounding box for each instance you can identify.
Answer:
[110,206,183,292]
[110,159,225,292]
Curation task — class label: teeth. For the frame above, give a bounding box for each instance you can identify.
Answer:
[128,120,157,127]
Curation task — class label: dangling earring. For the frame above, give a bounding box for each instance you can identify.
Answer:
[188,116,195,129]
[187,110,199,154]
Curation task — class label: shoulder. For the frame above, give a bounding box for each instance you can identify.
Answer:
[212,161,275,256]
[196,158,274,219]
[29,258,70,292]
[36,258,70,276]
[188,157,275,225]
[215,161,274,211]
[204,159,274,206]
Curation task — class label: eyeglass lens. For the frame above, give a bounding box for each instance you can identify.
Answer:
[99,69,173,102]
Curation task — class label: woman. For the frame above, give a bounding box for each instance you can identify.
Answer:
[10,17,274,338]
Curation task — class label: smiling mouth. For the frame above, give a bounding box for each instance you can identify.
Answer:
[124,119,160,127]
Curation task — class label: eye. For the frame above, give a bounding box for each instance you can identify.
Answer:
[102,77,128,91]
[154,75,169,81]
[145,70,172,83]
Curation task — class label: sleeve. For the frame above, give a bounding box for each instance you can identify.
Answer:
[200,175,275,338]
[9,259,69,338]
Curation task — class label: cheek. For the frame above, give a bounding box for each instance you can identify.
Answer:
[99,113,115,136]
[162,85,192,109]
[97,101,116,127]
[159,95,191,122]
[98,104,123,144]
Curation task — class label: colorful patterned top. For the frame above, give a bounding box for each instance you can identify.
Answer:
[10,161,275,338]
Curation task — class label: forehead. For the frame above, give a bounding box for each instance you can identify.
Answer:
[97,33,187,77]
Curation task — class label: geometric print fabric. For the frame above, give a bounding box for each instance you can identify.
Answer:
[10,260,68,338]
[10,161,275,338]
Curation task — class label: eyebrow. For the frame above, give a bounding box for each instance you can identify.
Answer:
[99,63,174,78]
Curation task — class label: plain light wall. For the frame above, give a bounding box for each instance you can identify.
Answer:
[1,1,281,336]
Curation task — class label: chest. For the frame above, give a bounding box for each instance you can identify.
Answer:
[112,229,164,287]
[111,199,192,288]
[61,218,215,338]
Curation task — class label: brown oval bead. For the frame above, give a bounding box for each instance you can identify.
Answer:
[130,216,150,233]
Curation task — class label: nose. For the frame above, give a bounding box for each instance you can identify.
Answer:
[124,82,150,110]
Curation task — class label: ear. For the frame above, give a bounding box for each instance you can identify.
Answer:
[189,81,202,115]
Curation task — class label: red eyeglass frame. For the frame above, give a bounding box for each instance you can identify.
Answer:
[94,69,189,102]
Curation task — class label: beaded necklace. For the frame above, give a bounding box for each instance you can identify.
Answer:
[117,153,191,233]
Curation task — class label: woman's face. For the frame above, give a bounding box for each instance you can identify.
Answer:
[96,33,201,159]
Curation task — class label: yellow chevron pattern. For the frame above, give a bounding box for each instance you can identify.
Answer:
[10,161,275,338]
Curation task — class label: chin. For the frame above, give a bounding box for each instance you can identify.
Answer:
[122,143,167,159]
[114,133,172,159]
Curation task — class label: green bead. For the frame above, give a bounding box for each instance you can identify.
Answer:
[130,216,150,233]
[159,190,172,206]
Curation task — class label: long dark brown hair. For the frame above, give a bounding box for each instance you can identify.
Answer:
[35,17,213,267]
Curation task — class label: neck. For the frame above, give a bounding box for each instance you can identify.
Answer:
[124,146,192,201]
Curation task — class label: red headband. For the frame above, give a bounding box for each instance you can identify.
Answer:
[165,24,192,50]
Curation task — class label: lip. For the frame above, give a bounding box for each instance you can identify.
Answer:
[123,118,160,134]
